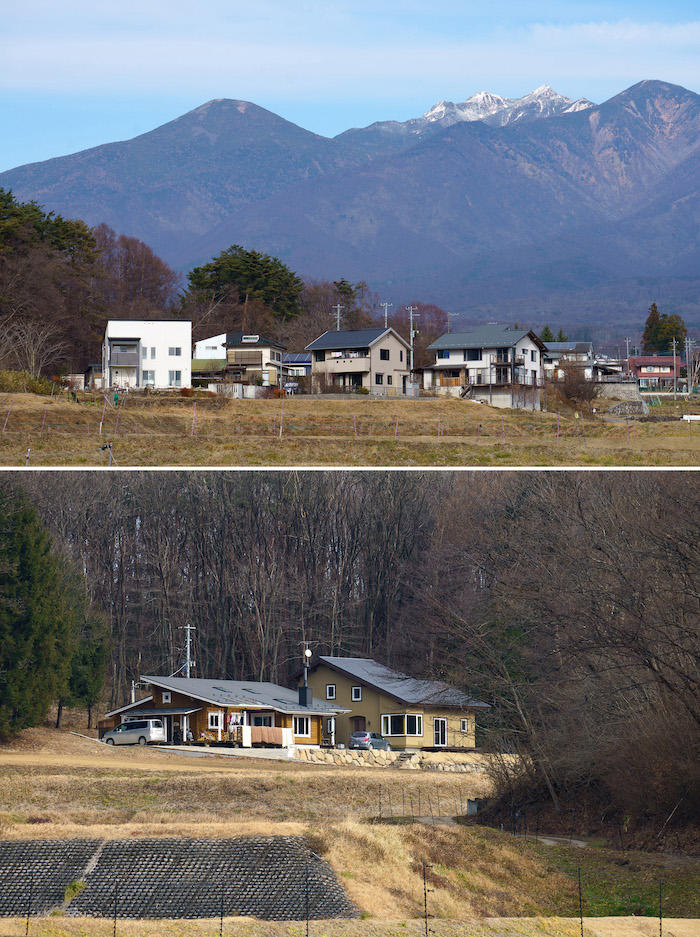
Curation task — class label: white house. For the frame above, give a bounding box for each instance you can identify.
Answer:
[424,325,546,410]
[543,341,595,381]
[102,320,192,390]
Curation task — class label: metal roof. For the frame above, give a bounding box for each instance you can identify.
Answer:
[544,342,593,354]
[225,331,286,350]
[429,326,541,351]
[122,707,202,717]
[283,352,312,364]
[315,658,490,709]
[105,696,153,718]
[141,676,346,716]
[306,328,407,351]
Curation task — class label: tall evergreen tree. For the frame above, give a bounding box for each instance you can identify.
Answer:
[556,328,568,342]
[540,325,555,342]
[0,488,84,739]
[642,302,661,352]
[186,244,304,320]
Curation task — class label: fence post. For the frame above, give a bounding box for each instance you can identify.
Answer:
[578,867,583,937]
[25,869,33,937]
[113,882,117,937]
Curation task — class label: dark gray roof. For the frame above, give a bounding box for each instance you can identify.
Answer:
[429,326,542,351]
[225,331,286,350]
[544,342,593,354]
[316,658,489,709]
[121,707,202,717]
[141,676,345,715]
[306,328,406,351]
[283,352,312,364]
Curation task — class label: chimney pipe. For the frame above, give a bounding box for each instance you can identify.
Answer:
[298,685,313,707]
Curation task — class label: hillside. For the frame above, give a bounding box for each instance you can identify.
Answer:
[1,80,699,328]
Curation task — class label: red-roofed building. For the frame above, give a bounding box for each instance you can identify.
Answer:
[628,355,682,390]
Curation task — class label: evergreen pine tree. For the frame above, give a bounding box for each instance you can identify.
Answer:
[0,488,83,739]
[642,302,661,353]
[556,328,568,342]
[540,325,555,342]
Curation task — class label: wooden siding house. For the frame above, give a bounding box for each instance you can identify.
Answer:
[302,657,490,750]
[103,676,346,748]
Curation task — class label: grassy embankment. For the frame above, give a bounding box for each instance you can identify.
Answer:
[0,392,698,466]
[0,729,698,932]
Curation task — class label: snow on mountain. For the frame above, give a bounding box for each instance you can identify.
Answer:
[422,85,595,129]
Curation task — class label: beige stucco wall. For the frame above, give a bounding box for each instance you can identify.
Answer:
[311,332,410,393]
[306,665,477,749]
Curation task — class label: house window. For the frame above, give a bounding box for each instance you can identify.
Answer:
[252,714,273,727]
[387,375,393,385]
[168,370,182,387]
[406,714,423,736]
[208,711,220,730]
[141,347,147,360]
[375,373,383,385]
[150,347,156,359]
[531,350,537,362]
[351,686,362,702]
[169,347,182,356]
[162,691,171,704]
[466,348,480,361]
[326,684,336,700]
[381,714,406,736]
[380,349,390,361]
[400,350,404,362]
[437,349,450,359]
[142,370,155,385]
[460,718,470,733]
[315,351,326,362]
[294,716,310,737]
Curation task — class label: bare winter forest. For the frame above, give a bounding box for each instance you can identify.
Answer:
[6,471,698,833]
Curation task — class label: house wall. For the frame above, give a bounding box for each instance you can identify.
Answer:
[103,320,192,390]
[311,332,410,393]
[136,685,322,745]
[306,666,477,749]
[194,333,227,359]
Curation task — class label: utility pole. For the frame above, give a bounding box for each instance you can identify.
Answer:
[446,312,458,333]
[672,337,677,400]
[331,304,344,330]
[406,305,419,390]
[624,337,631,375]
[380,301,392,329]
[179,623,196,678]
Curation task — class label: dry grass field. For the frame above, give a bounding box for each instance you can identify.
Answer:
[0,392,698,466]
[1,729,698,936]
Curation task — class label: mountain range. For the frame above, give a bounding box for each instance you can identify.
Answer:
[2,80,699,331]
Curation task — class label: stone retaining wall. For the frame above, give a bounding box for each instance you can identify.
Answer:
[293,747,489,772]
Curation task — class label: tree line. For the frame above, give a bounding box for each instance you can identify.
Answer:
[3,471,697,830]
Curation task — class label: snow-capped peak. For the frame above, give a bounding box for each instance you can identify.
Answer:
[421,86,595,129]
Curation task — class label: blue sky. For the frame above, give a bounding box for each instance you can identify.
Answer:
[1,1,699,172]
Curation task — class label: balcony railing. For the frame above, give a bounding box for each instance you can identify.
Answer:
[228,351,263,366]
[110,352,139,367]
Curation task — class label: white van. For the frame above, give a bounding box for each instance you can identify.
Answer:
[103,718,166,746]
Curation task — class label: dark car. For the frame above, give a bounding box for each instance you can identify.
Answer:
[348,731,391,751]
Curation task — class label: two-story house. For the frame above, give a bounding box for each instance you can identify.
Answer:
[102,319,192,390]
[423,325,545,410]
[628,354,682,390]
[543,341,595,381]
[306,328,410,394]
[220,331,288,386]
[302,657,489,750]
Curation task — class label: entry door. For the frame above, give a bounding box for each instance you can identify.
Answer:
[352,716,366,732]
[433,718,447,747]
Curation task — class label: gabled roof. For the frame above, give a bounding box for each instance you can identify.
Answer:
[312,657,490,709]
[141,675,346,716]
[105,696,153,718]
[306,328,408,351]
[429,326,545,352]
[225,331,286,350]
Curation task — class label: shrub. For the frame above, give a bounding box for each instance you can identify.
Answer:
[179,386,195,397]
[354,386,370,395]
[0,370,55,395]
